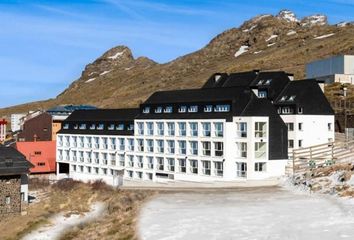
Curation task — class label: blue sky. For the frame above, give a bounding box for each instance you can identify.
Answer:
[0,0,354,108]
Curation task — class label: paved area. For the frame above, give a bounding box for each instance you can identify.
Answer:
[138,187,354,240]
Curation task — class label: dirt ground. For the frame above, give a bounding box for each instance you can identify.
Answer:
[0,179,155,240]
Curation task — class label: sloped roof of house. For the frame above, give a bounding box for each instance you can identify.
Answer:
[64,108,139,122]
[0,146,33,175]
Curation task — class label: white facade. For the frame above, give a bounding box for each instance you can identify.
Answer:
[281,115,335,155]
[56,117,288,185]
[11,113,26,132]
[0,122,6,142]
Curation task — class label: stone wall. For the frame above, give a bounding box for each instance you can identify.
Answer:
[0,175,21,215]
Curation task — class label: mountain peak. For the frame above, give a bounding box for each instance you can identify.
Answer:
[301,14,328,27]
[101,45,133,61]
[277,10,299,23]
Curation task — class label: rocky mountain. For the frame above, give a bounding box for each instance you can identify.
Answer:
[1,10,354,118]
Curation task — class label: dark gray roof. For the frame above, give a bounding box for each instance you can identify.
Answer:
[64,108,139,122]
[0,146,33,175]
[47,105,97,114]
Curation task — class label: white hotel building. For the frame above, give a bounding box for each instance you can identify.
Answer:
[56,71,334,185]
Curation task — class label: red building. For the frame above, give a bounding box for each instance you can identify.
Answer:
[0,119,7,142]
[15,141,56,174]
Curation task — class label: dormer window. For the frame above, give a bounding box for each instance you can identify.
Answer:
[63,123,69,129]
[265,79,272,85]
[179,106,187,113]
[164,106,173,113]
[188,105,198,113]
[257,80,264,85]
[127,124,134,131]
[79,123,86,130]
[143,107,150,114]
[288,95,296,101]
[298,107,303,114]
[155,107,162,113]
[258,91,267,98]
[214,105,230,112]
[90,124,96,130]
[97,124,104,130]
[108,124,115,130]
[204,105,213,112]
[116,123,124,130]
[280,96,287,102]
[73,124,79,130]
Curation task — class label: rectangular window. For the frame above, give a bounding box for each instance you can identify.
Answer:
[167,158,175,171]
[258,91,267,98]
[204,105,213,112]
[157,122,164,136]
[178,122,186,136]
[127,155,134,167]
[214,142,224,157]
[127,170,133,178]
[255,122,267,138]
[178,140,186,155]
[146,122,154,135]
[298,123,303,131]
[147,156,154,169]
[202,161,211,175]
[118,138,125,151]
[236,162,247,178]
[178,106,187,113]
[137,139,144,152]
[214,104,230,112]
[63,123,69,129]
[236,142,247,158]
[167,140,175,154]
[143,106,150,114]
[164,106,173,113]
[137,122,144,135]
[167,122,175,136]
[214,162,223,176]
[136,156,143,168]
[157,140,164,153]
[156,157,164,170]
[79,123,86,130]
[214,122,223,137]
[97,124,104,130]
[89,124,95,130]
[202,122,211,137]
[119,154,125,166]
[116,123,124,130]
[298,107,303,114]
[189,160,198,174]
[288,140,294,148]
[128,139,134,151]
[298,140,303,148]
[189,122,198,136]
[189,141,198,155]
[108,124,115,130]
[155,107,163,113]
[178,159,186,173]
[188,105,198,113]
[146,139,154,152]
[255,162,266,172]
[255,142,266,158]
[236,122,247,138]
[202,141,211,156]
[328,123,332,131]
[110,138,116,150]
[286,123,294,131]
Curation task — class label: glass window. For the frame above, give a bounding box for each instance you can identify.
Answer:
[189,141,198,155]
[146,122,154,135]
[119,154,125,166]
[189,160,198,174]
[147,156,154,169]
[236,122,247,138]
[286,123,294,131]
[214,162,223,176]
[298,140,303,148]
[167,122,175,136]
[202,122,211,137]
[214,122,223,137]
[127,155,134,167]
[157,122,164,136]
[189,122,198,136]
[137,122,144,135]
[156,157,164,170]
[178,122,186,136]
[204,105,213,112]
[236,162,247,178]
[146,139,154,152]
[128,139,134,151]
[164,106,173,113]
[137,139,144,152]
[97,124,104,130]
[178,159,186,173]
[108,124,115,130]
[89,124,95,130]
[202,161,211,175]
[136,156,143,168]
[179,106,187,113]
[298,123,303,131]
[202,141,211,156]
[258,91,267,98]
[328,123,332,131]
[116,123,124,130]
[236,142,247,158]
[118,138,125,151]
[214,142,224,157]
[188,105,198,113]
[79,123,86,130]
[255,122,267,138]
[63,123,69,129]
[214,105,230,112]
[157,140,164,153]
[167,140,175,154]
[255,142,266,158]
[255,162,266,172]
[155,107,163,113]
[143,106,150,114]
[178,140,186,155]
[298,107,303,114]
[167,158,175,171]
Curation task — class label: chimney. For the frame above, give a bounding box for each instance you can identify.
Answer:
[33,134,37,142]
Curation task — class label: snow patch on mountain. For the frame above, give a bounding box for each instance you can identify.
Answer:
[234,45,249,58]
[107,50,125,60]
[287,30,297,36]
[100,70,111,76]
[267,43,276,47]
[243,25,257,32]
[266,35,278,42]
[254,51,263,54]
[277,10,299,22]
[301,15,327,27]
[314,33,335,39]
[85,78,96,83]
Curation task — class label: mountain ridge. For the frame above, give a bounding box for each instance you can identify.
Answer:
[1,10,354,119]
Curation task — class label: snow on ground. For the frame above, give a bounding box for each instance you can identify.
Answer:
[88,72,96,76]
[287,30,296,36]
[254,50,263,54]
[100,70,111,76]
[266,34,278,42]
[278,10,299,22]
[85,78,96,83]
[302,15,327,27]
[242,25,257,32]
[267,42,276,47]
[22,202,105,240]
[314,33,335,39]
[234,45,249,58]
[125,67,133,71]
[139,187,354,240]
[107,50,125,60]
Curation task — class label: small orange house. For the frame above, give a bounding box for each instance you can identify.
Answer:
[15,141,56,174]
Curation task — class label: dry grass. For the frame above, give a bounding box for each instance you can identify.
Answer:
[0,179,155,240]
